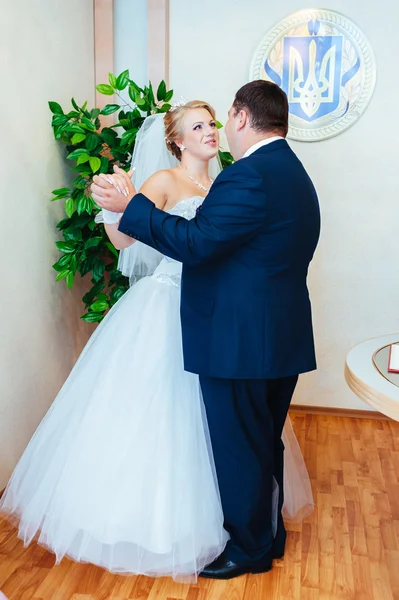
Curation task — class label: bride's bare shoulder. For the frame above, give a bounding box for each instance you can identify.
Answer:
[138,168,179,209]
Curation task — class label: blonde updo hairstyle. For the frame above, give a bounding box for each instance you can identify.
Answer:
[164,100,216,161]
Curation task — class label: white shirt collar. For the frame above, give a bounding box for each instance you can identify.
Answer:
[243,136,284,158]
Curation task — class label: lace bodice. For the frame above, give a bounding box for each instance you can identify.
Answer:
[152,196,204,287]
[167,196,204,219]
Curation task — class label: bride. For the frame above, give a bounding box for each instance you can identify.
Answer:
[0,100,313,581]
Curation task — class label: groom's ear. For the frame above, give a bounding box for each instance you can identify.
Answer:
[236,109,249,132]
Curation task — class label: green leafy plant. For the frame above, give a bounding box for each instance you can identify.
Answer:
[49,71,234,322]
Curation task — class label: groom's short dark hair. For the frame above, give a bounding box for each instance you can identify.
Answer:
[233,80,289,136]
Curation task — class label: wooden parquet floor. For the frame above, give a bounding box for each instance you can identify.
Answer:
[1,413,399,600]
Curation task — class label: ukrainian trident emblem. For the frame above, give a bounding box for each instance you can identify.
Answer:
[250,10,376,141]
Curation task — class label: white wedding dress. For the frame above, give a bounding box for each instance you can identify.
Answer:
[0,195,313,581]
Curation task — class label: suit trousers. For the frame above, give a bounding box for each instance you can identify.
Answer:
[199,374,298,565]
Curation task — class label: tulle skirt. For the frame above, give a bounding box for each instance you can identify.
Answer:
[0,273,228,581]
[0,265,313,581]
[282,420,314,522]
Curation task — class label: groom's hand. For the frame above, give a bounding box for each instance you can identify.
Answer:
[91,166,136,213]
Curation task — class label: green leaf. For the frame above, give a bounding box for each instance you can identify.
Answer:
[49,101,63,115]
[56,269,69,281]
[81,311,104,323]
[110,286,127,304]
[75,196,94,216]
[72,175,87,189]
[63,228,82,242]
[54,128,66,140]
[81,117,96,131]
[55,241,76,253]
[77,153,90,165]
[82,101,88,112]
[90,300,109,312]
[89,156,101,173]
[56,218,70,230]
[111,149,127,162]
[70,254,78,273]
[105,241,119,258]
[96,83,114,96]
[100,104,120,116]
[92,258,106,282]
[164,90,174,102]
[79,259,92,277]
[85,237,102,249]
[65,124,85,134]
[101,127,118,145]
[91,108,100,120]
[159,103,172,113]
[57,253,73,267]
[131,108,142,119]
[109,269,126,284]
[85,133,100,151]
[99,156,109,174]
[53,254,71,271]
[65,198,75,218]
[96,292,108,302]
[82,281,105,305]
[66,110,80,119]
[216,120,223,129]
[52,187,70,197]
[128,85,137,103]
[109,72,117,88]
[52,115,68,126]
[77,195,87,215]
[115,69,129,91]
[71,98,80,111]
[129,80,142,95]
[65,212,92,229]
[120,130,136,146]
[135,95,146,107]
[71,133,86,144]
[148,82,155,107]
[218,149,234,168]
[72,165,91,175]
[67,148,89,160]
[157,80,167,102]
[66,271,75,289]
[53,262,66,273]
[118,118,130,129]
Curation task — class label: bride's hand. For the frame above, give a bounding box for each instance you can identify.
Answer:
[100,166,136,198]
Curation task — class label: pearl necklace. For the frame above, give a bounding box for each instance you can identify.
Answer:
[179,165,214,193]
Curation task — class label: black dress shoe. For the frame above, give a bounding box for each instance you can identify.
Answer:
[199,553,272,580]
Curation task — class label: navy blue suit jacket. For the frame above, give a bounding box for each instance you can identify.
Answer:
[119,139,320,379]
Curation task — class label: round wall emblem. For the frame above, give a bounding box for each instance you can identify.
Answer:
[250,9,377,141]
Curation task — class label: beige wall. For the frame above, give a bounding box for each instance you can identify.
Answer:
[168,0,399,411]
[0,0,95,489]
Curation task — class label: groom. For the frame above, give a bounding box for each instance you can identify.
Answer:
[92,80,320,579]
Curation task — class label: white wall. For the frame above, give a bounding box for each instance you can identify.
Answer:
[0,0,95,489]
[168,0,399,410]
[112,1,399,411]
[114,0,148,88]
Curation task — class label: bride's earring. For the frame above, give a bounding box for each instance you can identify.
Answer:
[179,145,186,152]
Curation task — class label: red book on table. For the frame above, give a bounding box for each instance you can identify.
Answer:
[388,344,399,373]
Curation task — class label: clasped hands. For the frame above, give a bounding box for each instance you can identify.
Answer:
[90,165,136,213]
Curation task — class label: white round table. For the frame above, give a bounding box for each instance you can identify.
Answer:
[345,334,399,421]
